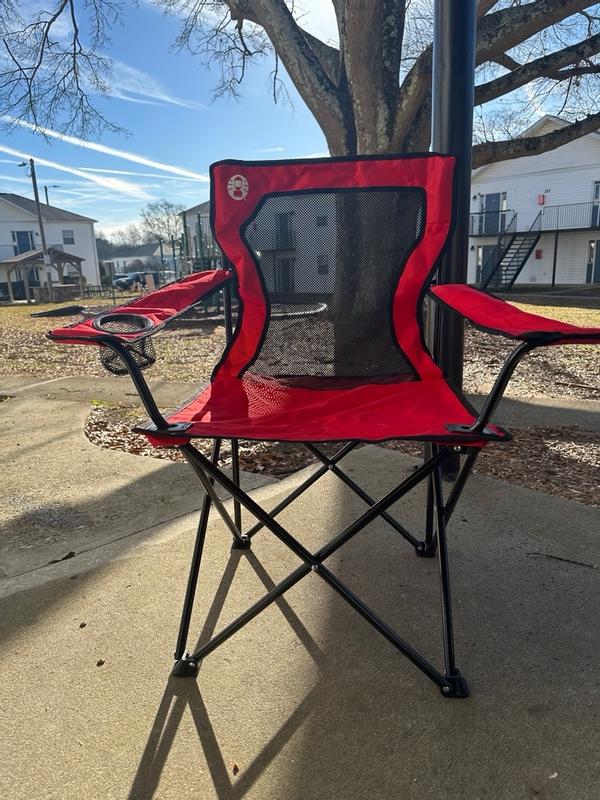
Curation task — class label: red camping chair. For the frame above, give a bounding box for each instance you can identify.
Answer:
[50,155,600,698]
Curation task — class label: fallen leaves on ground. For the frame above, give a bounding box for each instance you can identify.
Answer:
[85,406,599,507]
[3,299,599,506]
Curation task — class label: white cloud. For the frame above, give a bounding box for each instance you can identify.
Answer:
[0,144,154,200]
[3,117,209,181]
[253,146,285,153]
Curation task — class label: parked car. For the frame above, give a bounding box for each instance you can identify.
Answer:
[112,271,159,291]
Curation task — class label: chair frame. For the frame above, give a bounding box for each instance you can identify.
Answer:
[103,303,539,699]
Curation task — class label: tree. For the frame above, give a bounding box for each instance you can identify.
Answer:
[2,2,600,362]
[107,223,146,248]
[1,2,600,166]
[139,199,185,242]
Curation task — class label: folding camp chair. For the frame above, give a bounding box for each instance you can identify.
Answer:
[50,154,600,698]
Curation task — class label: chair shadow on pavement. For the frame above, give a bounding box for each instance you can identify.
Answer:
[125,465,600,800]
[127,549,329,800]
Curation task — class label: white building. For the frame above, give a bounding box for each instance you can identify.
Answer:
[469,115,600,288]
[106,242,163,272]
[0,193,99,299]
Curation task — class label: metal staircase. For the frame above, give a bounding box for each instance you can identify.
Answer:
[480,211,542,291]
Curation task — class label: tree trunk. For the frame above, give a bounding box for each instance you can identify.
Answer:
[330,190,423,376]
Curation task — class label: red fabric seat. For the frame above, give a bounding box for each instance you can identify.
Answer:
[142,373,504,446]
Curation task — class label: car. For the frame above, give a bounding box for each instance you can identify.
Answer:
[112,271,155,291]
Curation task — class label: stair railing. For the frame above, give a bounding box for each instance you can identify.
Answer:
[480,211,518,290]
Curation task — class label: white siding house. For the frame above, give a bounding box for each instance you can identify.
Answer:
[469,115,600,287]
[0,193,99,298]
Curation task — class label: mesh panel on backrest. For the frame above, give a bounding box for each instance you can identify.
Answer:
[240,187,424,384]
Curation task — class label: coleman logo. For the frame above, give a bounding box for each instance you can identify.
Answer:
[227,174,249,200]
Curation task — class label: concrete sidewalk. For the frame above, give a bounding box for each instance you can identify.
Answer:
[1,439,599,799]
[1,375,598,798]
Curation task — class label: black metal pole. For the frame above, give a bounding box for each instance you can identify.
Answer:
[429,0,477,479]
[551,230,559,287]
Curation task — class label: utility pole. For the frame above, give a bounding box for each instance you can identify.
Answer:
[44,184,60,205]
[428,0,477,479]
[19,158,54,302]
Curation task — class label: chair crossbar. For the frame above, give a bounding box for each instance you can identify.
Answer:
[174,442,469,697]
[245,441,359,539]
[305,443,421,548]
[316,563,449,689]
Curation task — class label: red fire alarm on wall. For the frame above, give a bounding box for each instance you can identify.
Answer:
[537,194,545,205]
[535,249,543,259]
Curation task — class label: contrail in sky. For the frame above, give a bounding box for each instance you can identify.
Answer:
[4,117,209,181]
[0,144,153,201]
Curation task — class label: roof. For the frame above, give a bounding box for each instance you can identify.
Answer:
[110,242,160,258]
[0,193,97,223]
[0,246,85,267]
[184,200,210,216]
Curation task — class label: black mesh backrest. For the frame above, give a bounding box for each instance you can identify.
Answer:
[240,188,425,384]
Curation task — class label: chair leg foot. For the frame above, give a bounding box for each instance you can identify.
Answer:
[415,540,437,558]
[231,535,251,551]
[172,655,199,678]
[439,671,469,699]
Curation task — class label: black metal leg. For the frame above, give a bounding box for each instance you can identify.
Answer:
[432,464,469,698]
[174,439,221,663]
[416,473,438,558]
[172,441,470,698]
[230,438,242,537]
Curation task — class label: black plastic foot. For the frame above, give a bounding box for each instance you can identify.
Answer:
[172,657,199,678]
[231,535,251,550]
[439,671,469,699]
[415,540,437,558]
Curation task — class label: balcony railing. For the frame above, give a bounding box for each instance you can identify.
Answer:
[471,202,600,236]
[469,210,514,236]
[0,244,19,260]
[539,202,600,232]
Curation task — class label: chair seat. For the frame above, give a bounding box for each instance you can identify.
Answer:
[141,373,507,445]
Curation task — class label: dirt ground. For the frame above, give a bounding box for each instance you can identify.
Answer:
[2,298,598,506]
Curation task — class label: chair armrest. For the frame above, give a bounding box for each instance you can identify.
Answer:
[48,270,231,345]
[430,284,600,346]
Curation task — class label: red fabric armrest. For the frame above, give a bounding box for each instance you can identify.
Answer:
[48,270,231,345]
[430,284,600,346]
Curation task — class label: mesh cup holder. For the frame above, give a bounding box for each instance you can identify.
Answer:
[92,313,156,376]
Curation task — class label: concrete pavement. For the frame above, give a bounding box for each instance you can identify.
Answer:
[0,375,599,799]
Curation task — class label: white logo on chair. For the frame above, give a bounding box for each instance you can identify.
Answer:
[227,174,249,200]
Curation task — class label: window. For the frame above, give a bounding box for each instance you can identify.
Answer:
[62,229,75,245]
[317,254,329,275]
[316,214,328,227]
[11,230,34,255]
[594,181,600,201]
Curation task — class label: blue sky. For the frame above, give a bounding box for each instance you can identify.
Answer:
[0,2,337,235]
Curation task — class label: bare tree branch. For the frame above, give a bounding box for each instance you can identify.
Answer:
[226,0,350,153]
[476,0,596,65]
[476,32,600,105]
[473,111,600,167]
